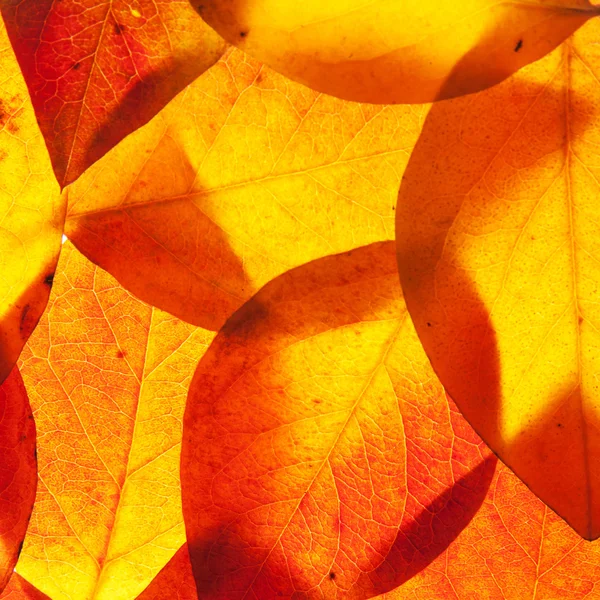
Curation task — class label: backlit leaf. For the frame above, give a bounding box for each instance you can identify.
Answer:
[0,20,64,385]
[397,18,600,539]
[15,242,214,600]
[1,0,227,187]
[0,368,36,593]
[181,241,496,599]
[135,545,196,600]
[378,460,600,600]
[192,0,599,103]
[0,574,49,600]
[65,47,427,330]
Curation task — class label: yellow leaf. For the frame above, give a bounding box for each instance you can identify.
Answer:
[65,48,427,330]
[192,0,599,103]
[0,20,65,383]
[15,243,214,600]
[397,17,600,539]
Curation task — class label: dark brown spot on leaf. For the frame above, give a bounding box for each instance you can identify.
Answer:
[514,39,523,53]
[44,273,55,286]
[239,30,247,38]
[73,61,81,70]
[329,572,336,580]
[114,22,124,35]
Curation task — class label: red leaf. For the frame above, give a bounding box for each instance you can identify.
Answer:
[1,0,226,186]
[0,368,36,593]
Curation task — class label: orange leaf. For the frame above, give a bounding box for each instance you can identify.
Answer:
[181,241,496,599]
[0,21,64,384]
[135,545,196,600]
[397,18,600,539]
[192,0,598,103]
[15,242,214,600]
[64,48,427,330]
[0,368,36,593]
[0,574,49,600]
[378,459,600,600]
[1,0,227,187]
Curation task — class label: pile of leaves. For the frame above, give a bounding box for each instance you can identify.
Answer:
[1,1,600,598]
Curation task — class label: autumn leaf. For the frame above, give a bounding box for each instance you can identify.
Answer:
[0,367,36,593]
[0,21,65,385]
[181,241,496,599]
[0,574,49,600]
[191,0,599,104]
[14,242,214,600]
[397,17,600,540]
[64,47,427,331]
[377,459,600,600]
[0,0,227,188]
[135,545,196,600]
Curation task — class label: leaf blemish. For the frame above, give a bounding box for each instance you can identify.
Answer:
[514,39,523,52]
[329,572,336,580]
[114,22,124,35]
[72,61,81,70]
[240,30,248,38]
[44,273,55,286]
[20,304,31,332]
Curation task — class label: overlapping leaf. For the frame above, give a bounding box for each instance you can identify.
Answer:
[0,20,64,385]
[192,0,599,103]
[64,47,427,330]
[135,546,196,600]
[14,243,214,600]
[181,241,495,599]
[0,575,49,600]
[397,18,600,539]
[0,0,227,187]
[0,367,36,593]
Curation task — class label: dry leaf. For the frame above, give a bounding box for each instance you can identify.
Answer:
[181,241,495,598]
[14,243,214,600]
[0,20,64,385]
[1,0,227,187]
[0,367,36,592]
[192,0,598,103]
[65,47,427,330]
[397,18,600,539]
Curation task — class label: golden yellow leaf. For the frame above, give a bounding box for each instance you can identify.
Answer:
[181,242,495,598]
[64,47,427,330]
[14,242,214,600]
[191,0,599,103]
[0,20,65,383]
[397,17,600,539]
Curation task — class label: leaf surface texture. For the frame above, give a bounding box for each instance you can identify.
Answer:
[15,243,214,600]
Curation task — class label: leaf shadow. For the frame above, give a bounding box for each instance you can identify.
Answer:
[67,134,252,331]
